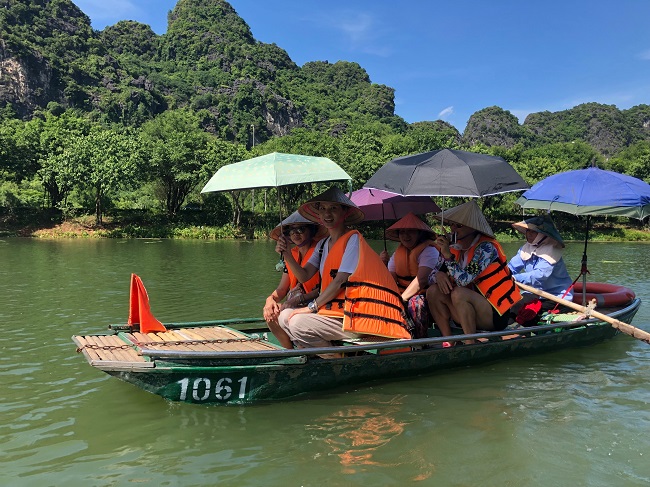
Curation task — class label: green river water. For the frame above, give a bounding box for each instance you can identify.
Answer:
[1,238,649,486]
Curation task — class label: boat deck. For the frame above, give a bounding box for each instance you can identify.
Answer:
[73,325,282,369]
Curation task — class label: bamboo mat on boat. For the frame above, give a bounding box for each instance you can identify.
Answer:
[73,326,280,368]
[124,326,280,353]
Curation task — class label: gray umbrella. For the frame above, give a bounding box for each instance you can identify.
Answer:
[364,149,529,197]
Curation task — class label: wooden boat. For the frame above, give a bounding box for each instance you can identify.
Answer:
[72,297,642,405]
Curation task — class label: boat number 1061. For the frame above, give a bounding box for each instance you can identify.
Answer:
[177,377,248,402]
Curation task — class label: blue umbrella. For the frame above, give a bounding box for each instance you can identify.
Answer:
[515,167,650,219]
[516,167,650,304]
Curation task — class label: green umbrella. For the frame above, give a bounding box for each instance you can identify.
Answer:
[201,152,351,193]
[201,152,352,241]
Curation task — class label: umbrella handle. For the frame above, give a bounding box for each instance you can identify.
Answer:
[277,187,285,261]
[382,206,387,252]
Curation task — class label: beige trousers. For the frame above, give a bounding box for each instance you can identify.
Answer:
[277,308,353,349]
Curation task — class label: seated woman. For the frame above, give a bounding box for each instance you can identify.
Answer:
[275,186,410,355]
[263,212,326,348]
[379,212,443,338]
[427,200,522,344]
[509,215,573,314]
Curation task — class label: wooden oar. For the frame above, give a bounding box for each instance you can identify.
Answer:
[515,281,650,345]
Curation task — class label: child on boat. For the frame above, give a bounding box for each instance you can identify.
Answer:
[274,186,410,355]
[263,211,326,348]
[379,213,444,338]
[427,200,522,344]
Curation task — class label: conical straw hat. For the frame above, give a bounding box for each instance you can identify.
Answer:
[385,212,436,241]
[298,186,365,225]
[512,215,564,247]
[269,211,327,241]
[433,200,494,238]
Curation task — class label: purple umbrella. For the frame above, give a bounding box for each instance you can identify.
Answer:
[350,188,441,221]
[350,188,441,250]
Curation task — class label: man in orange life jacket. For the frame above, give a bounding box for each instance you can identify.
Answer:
[427,200,522,344]
[275,186,410,354]
[264,211,326,348]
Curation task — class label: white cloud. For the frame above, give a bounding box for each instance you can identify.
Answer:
[638,49,650,60]
[337,12,374,43]
[323,10,392,57]
[438,106,454,119]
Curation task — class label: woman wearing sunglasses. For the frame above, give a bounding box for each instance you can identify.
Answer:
[264,211,326,348]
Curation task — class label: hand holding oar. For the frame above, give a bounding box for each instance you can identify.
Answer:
[515,281,650,345]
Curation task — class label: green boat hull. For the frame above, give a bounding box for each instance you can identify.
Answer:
[100,300,640,405]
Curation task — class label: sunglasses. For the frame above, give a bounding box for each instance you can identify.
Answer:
[449,222,464,228]
[283,226,307,237]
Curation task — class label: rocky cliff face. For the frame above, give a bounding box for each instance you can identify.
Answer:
[523,103,633,156]
[462,106,523,148]
[462,103,650,156]
[0,41,57,117]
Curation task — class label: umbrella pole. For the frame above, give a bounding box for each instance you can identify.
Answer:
[581,216,591,306]
[277,188,285,261]
[382,206,387,252]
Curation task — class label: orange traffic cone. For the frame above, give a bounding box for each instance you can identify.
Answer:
[127,274,167,333]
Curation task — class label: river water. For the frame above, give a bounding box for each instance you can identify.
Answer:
[1,238,649,486]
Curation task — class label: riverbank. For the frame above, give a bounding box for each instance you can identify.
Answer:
[2,214,650,242]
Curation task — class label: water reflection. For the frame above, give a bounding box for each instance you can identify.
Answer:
[305,394,434,480]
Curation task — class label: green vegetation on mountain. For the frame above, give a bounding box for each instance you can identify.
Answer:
[1,0,649,238]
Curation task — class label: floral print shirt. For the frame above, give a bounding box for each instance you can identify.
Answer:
[445,241,500,287]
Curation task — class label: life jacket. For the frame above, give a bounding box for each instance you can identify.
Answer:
[288,240,320,293]
[393,239,437,294]
[449,235,521,315]
[318,230,410,339]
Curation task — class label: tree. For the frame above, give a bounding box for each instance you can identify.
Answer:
[28,111,92,208]
[65,127,142,224]
[200,137,248,225]
[140,110,213,216]
[514,142,603,185]
[606,141,650,182]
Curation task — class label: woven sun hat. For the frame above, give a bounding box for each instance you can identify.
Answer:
[298,186,365,225]
[269,211,327,241]
[512,215,564,247]
[385,212,436,242]
[433,200,495,239]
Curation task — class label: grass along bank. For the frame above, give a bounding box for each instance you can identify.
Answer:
[1,211,649,243]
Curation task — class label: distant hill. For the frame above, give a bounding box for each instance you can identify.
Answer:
[0,0,408,146]
[1,0,649,155]
[463,104,650,157]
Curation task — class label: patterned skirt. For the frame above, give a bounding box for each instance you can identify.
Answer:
[406,294,433,339]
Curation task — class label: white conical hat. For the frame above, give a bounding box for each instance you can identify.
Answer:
[434,200,494,238]
[269,211,327,241]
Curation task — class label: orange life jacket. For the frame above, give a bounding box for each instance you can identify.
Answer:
[288,240,320,293]
[449,235,521,315]
[318,230,410,339]
[393,239,437,293]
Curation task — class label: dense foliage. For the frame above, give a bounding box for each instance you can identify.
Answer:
[1,0,649,236]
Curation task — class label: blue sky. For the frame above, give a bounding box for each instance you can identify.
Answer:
[73,0,650,132]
